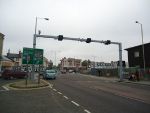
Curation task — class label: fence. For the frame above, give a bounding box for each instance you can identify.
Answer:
[81,67,150,80]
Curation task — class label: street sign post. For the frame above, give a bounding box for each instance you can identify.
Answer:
[22,48,43,84]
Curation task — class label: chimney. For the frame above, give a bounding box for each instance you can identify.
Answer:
[7,49,10,57]
[19,51,21,58]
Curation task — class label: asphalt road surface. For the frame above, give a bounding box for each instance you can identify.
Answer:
[0,73,150,113]
[49,73,150,113]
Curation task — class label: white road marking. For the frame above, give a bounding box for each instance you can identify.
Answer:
[58,92,62,95]
[84,109,91,113]
[2,86,9,91]
[53,89,57,91]
[48,85,52,88]
[63,96,69,99]
[71,101,80,107]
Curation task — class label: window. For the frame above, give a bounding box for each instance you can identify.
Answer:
[134,51,139,58]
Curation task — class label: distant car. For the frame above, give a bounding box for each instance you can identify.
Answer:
[61,70,66,74]
[43,69,57,79]
[68,69,75,73]
[39,71,45,76]
[2,69,27,79]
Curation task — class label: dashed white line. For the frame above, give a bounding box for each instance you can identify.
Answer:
[58,92,62,95]
[2,86,9,91]
[53,89,57,91]
[48,86,52,88]
[63,96,69,99]
[51,88,91,113]
[71,101,80,107]
[84,109,91,113]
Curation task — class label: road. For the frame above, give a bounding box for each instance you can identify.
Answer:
[50,73,150,113]
[0,73,150,113]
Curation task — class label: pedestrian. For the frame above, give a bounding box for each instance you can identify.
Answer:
[129,73,135,81]
[135,70,140,81]
[98,69,101,76]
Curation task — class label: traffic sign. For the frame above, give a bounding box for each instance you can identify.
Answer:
[22,48,43,65]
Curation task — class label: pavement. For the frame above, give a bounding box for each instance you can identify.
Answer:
[80,73,150,86]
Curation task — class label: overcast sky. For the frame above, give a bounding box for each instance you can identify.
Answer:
[0,0,150,65]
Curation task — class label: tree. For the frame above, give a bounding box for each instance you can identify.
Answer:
[82,60,91,69]
[87,59,91,68]
[82,60,88,67]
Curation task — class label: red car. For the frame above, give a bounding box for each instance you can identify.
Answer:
[2,70,27,79]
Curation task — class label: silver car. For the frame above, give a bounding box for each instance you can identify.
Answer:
[43,70,57,79]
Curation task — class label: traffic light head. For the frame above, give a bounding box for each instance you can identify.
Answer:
[104,40,111,45]
[86,38,91,43]
[58,35,63,41]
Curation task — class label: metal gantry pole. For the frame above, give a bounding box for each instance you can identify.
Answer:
[35,34,123,80]
[119,43,123,81]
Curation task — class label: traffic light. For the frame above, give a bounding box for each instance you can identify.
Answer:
[104,40,111,45]
[86,38,91,43]
[58,35,63,41]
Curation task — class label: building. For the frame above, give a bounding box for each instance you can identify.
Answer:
[125,43,150,68]
[0,33,4,57]
[60,57,82,71]
[7,50,22,67]
[90,61,127,69]
[90,61,111,69]
[0,33,5,72]
[43,57,49,69]
[1,55,14,70]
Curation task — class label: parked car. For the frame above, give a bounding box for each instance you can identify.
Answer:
[0,71,2,78]
[2,69,27,79]
[43,69,57,79]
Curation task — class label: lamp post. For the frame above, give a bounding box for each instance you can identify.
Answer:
[135,21,145,71]
[32,17,49,80]
[33,17,49,49]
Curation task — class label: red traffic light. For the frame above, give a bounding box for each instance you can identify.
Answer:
[86,38,91,43]
[58,35,63,41]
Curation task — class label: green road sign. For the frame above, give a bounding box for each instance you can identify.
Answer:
[22,48,43,65]
[34,48,43,65]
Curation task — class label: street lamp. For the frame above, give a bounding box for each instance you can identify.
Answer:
[33,17,49,49]
[135,21,146,71]
[32,17,49,81]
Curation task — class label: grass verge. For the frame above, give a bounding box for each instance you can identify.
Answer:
[9,79,49,89]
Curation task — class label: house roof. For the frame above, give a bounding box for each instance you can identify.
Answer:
[0,33,5,38]
[0,55,13,62]
[125,42,150,51]
[7,53,21,58]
